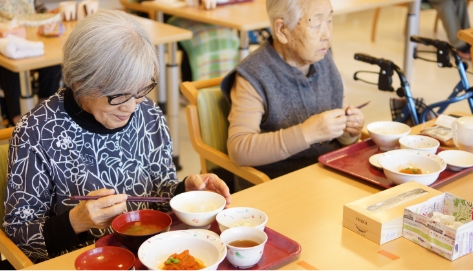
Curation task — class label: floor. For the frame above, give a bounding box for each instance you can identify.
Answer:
[175,5,473,180]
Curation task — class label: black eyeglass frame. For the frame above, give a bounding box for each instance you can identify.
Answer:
[106,78,157,105]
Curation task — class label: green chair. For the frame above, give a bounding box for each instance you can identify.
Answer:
[180,78,270,185]
[0,127,34,269]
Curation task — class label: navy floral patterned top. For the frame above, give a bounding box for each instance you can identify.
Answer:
[3,88,183,262]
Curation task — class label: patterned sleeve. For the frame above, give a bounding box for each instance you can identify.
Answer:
[3,120,53,262]
[143,101,181,211]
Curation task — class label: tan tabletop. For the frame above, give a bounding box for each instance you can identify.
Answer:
[23,114,473,270]
[0,17,192,73]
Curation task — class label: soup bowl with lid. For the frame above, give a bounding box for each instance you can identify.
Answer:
[111,209,172,252]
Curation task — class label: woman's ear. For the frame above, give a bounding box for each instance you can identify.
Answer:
[273,19,289,44]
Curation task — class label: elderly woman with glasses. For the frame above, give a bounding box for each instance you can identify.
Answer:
[221,0,365,181]
[3,10,231,263]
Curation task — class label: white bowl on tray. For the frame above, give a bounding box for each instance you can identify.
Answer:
[216,207,268,232]
[170,191,226,229]
[367,121,411,151]
[138,229,226,270]
[437,150,473,171]
[378,149,446,186]
[399,135,440,154]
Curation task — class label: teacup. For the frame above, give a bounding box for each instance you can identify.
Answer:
[220,226,267,269]
[452,116,473,153]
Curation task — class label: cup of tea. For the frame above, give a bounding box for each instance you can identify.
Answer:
[452,116,473,153]
[220,226,267,269]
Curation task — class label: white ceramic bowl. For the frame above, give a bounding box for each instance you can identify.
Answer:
[399,135,440,154]
[138,229,226,270]
[378,149,446,186]
[216,207,268,233]
[438,150,473,171]
[367,121,411,151]
[170,191,226,229]
[220,227,268,269]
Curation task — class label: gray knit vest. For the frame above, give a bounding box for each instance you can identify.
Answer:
[221,37,344,179]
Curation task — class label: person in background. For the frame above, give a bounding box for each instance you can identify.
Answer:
[220,0,365,181]
[0,0,62,126]
[427,0,471,59]
[3,9,231,263]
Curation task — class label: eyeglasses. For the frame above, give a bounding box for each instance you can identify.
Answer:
[107,78,157,105]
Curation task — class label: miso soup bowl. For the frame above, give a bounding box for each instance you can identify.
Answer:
[170,191,226,229]
[367,121,411,151]
[111,209,172,252]
[220,226,268,269]
[378,149,446,186]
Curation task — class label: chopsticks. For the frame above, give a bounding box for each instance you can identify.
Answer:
[70,196,171,202]
[355,101,370,109]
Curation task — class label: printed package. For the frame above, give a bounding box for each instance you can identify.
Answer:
[343,181,442,245]
[403,192,473,260]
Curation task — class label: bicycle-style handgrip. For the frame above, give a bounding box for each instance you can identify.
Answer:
[410,36,437,46]
[354,53,380,65]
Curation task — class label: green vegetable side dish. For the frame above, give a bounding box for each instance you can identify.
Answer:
[165,257,180,265]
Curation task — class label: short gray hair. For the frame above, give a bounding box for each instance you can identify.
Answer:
[62,9,159,101]
[266,0,303,34]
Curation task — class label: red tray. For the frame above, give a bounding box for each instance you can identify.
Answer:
[96,213,301,270]
[318,139,473,189]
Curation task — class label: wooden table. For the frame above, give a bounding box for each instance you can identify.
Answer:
[23,116,473,270]
[141,0,420,82]
[0,17,192,121]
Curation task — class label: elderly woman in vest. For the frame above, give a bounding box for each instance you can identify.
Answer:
[3,10,231,263]
[221,0,365,180]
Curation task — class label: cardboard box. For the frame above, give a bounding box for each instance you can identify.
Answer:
[403,192,473,260]
[343,181,442,245]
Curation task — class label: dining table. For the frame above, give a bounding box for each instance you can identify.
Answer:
[22,112,473,270]
[0,15,192,170]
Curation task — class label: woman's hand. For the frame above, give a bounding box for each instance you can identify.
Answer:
[69,188,128,234]
[184,174,232,207]
[301,109,347,144]
[344,105,365,137]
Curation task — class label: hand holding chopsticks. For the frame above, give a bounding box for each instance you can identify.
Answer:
[70,195,171,202]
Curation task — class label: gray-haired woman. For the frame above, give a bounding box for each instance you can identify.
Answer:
[221,0,365,180]
[3,9,231,263]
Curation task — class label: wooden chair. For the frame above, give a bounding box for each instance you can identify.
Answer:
[0,127,34,269]
[180,78,270,185]
[457,28,473,57]
[120,0,156,20]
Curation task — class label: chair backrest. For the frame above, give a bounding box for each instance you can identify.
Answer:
[0,127,34,269]
[180,78,270,185]
[196,88,230,170]
[167,16,239,80]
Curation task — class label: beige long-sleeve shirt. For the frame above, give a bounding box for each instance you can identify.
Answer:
[227,74,358,167]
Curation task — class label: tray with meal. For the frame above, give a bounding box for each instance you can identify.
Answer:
[318,139,473,189]
[96,211,301,270]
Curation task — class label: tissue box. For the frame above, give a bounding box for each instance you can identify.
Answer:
[0,27,26,38]
[343,181,442,245]
[403,192,473,260]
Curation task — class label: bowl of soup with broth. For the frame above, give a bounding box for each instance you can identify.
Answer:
[111,210,172,252]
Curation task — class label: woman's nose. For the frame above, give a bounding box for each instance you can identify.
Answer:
[119,97,138,112]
